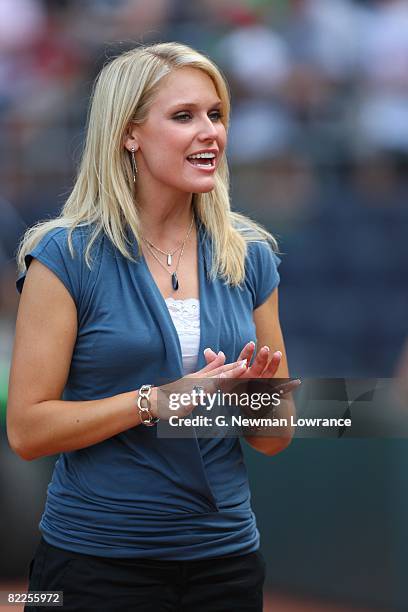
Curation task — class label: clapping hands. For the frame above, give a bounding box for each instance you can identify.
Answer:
[154,342,300,421]
[203,342,301,396]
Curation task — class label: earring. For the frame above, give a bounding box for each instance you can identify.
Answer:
[131,146,138,183]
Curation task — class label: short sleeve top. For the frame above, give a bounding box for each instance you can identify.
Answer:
[16,223,280,560]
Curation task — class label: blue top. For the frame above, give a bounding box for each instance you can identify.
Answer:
[16,222,280,560]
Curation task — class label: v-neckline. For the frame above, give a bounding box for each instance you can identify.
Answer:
[140,224,207,374]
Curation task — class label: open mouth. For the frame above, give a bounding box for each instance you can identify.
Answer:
[186,153,216,169]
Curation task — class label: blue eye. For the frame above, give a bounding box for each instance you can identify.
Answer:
[173,113,191,121]
[172,110,223,122]
[209,110,223,122]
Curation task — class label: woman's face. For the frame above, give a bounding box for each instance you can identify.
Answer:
[127,67,227,196]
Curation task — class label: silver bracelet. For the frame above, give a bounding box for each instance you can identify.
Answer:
[137,384,160,427]
[192,385,205,406]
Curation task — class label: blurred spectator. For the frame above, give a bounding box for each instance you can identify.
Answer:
[0,0,45,52]
[0,0,46,113]
[283,0,359,81]
[356,0,408,155]
[0,199,24,263]
[0,199,23,319]
[216,19,293,162]
[67,0,172,47]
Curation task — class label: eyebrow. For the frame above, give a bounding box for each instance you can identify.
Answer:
[168,100,222,112]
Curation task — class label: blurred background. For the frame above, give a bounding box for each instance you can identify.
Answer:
[1,0,408,610]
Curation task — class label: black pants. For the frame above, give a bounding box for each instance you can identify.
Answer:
[25,538,266,611]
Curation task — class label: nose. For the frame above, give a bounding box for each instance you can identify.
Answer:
[197,115,218,142]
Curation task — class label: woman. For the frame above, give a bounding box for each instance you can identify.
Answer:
[7,42,297,611]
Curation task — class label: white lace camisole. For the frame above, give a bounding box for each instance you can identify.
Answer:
[165,298,200,375]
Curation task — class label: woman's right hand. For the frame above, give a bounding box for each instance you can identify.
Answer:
[151,351,248,420]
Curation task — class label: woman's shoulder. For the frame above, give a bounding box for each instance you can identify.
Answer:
[245,237,280,264]
[230,217,281,308]
[244,239,281,309]
[33,224,110,269]
[38,224,95,252]
[16,224,102,296]
[231,216,280,266]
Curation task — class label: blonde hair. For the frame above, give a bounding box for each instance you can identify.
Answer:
[17,42,277,285]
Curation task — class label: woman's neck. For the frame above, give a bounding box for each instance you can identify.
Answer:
[137,197,195,245]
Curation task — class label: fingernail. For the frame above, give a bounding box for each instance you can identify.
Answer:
[274,351,282,358]
[239,359,247,367]
[218,351,225,358]
[262,346,270,353]
[248,341,255,347]
[204,348,211,355]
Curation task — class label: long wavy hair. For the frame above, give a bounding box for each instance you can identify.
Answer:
[17,42,277,285]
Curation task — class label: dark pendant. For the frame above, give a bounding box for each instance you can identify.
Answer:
[171,272,179,291]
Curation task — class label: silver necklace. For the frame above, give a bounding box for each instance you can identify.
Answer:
[143,216,194,266]
[144,240,181,267]
[142,217,194,291]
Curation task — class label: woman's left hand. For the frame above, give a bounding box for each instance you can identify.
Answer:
[204,343,301,394]
[204,342,281,378]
